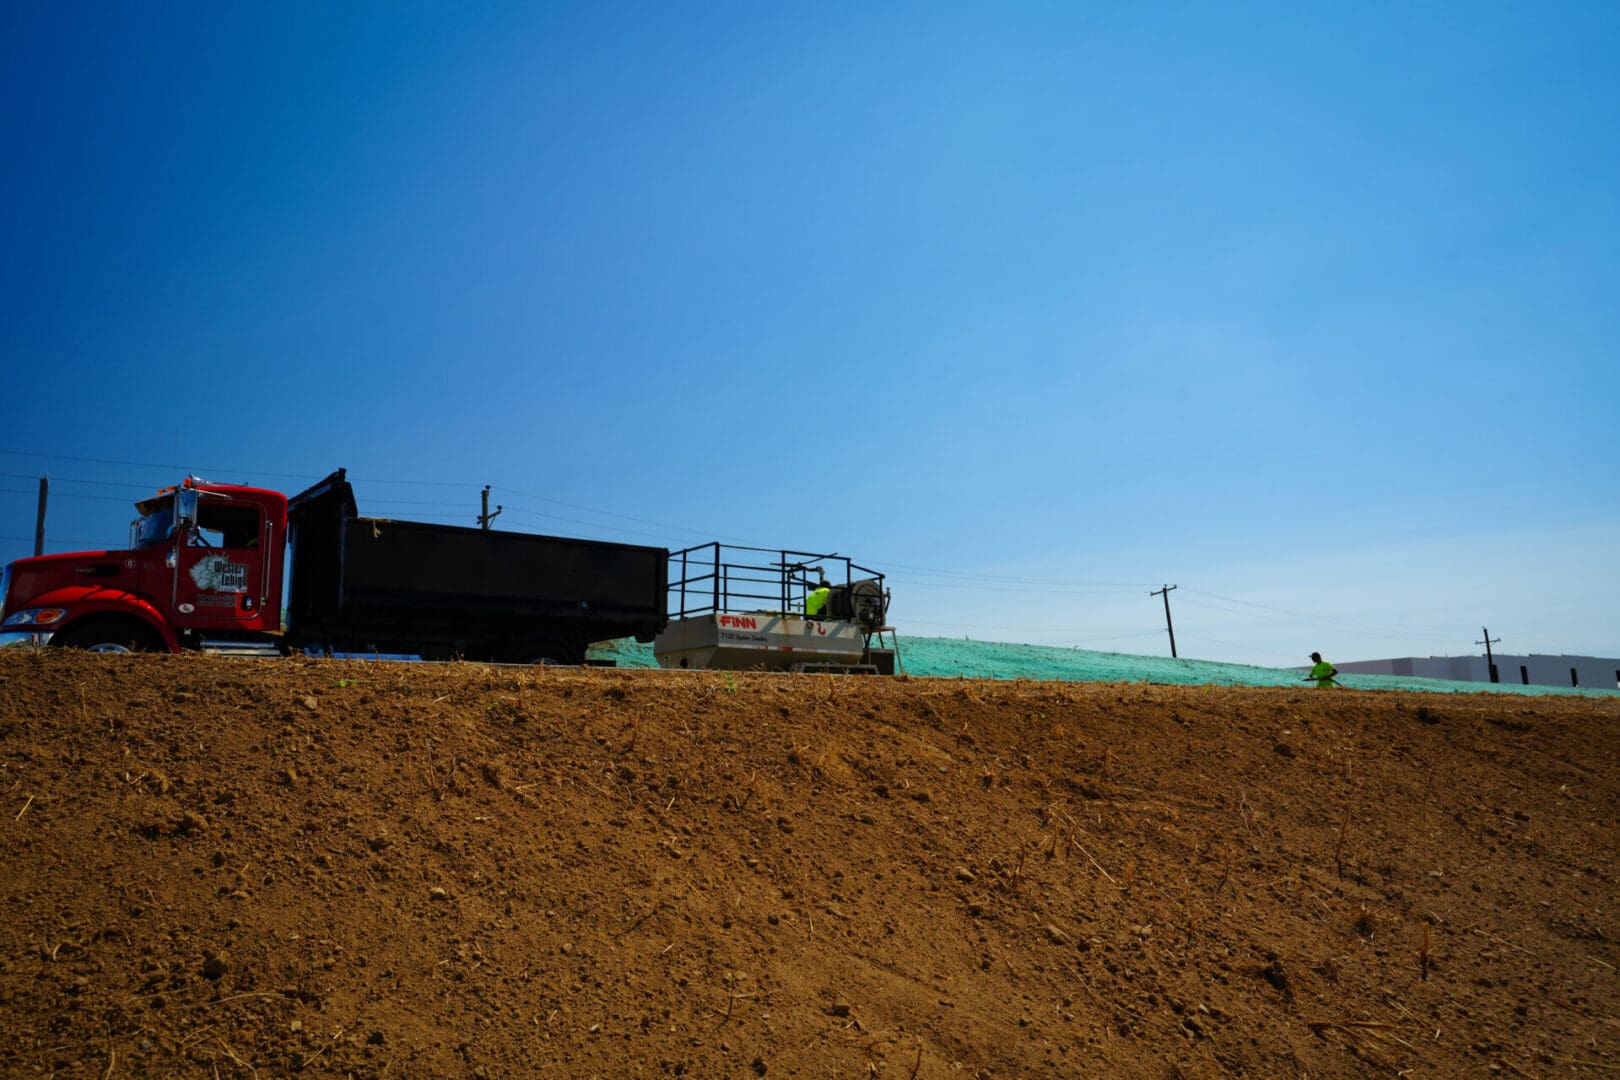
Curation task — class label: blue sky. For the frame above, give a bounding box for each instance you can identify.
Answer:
[4,2,1617,668]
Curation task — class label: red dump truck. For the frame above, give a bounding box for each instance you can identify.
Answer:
[0,469,667,664]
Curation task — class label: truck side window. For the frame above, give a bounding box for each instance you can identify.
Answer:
[197,504,262,549]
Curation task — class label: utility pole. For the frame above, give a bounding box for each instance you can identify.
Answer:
[34,476,48,556]
[1151,584,1179,659]
[477,485,503,530]
[1476,626,1501,684]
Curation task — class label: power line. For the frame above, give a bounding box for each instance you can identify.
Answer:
[0,535,123,548]
[1176,632,1300,665]
[496,506,688,545]
[0,448,320,483]
[359,498,474,511]
[0,452,1161,587]
[1053,628,1173,647]
[6,449,1598,663]
[901,621,1169,647]
[903,617,1164,636]
[0,486,134,503]
[875,559,1157,590]
[494,483,737,540]
[0,471,154,490]
[886,575,1162,598]
[1177,588,1463,641]
[1176,595,1461,659]
[0,449,482,493]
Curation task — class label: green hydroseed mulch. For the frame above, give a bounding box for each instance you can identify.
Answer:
[588,636,1619,698]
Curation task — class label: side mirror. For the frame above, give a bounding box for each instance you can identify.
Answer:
[176,488,199,530]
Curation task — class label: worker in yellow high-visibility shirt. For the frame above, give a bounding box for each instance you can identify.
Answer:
[806,574,831,619]
[1304,651,1340,688]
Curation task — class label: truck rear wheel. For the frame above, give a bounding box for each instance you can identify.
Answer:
[52,618,165,653]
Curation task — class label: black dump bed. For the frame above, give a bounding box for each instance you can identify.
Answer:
[285,469,666,662]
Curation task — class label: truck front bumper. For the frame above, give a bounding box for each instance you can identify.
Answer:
[0,631,53,650]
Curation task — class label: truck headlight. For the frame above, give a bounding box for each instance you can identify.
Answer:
[1,608,68,628]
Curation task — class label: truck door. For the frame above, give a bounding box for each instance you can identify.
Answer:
[172,493,269,632]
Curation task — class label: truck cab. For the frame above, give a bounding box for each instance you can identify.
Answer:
[0,478,288,652]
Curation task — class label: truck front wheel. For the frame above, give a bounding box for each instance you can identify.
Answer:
[52,618,165,653]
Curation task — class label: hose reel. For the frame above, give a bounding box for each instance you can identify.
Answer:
[828,577,888,631]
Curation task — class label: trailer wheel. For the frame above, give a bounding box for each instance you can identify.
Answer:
[52,618,165,653]
[501,637,582,667]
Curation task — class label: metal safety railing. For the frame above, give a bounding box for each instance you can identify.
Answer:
[666,543,885,621]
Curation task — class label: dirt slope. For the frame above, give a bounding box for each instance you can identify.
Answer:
[1,651,1615,1078]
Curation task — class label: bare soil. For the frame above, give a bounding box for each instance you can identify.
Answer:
[1,651,1615,1078]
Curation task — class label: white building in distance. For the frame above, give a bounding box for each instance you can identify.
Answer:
[1335,653,1620,690]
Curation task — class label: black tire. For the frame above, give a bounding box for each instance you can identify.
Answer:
[497,636,582,666]
[51,618,165,653]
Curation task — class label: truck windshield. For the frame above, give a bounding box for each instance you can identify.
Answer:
[130,500,176,548]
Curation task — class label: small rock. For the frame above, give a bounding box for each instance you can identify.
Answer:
[429,886,449,902]
[301,696,319,711]
[1044,924,1069,944]
[289,1019,303,1033]
[177,811,208,835]
[201,953,228,979]
[955,867,977,883]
